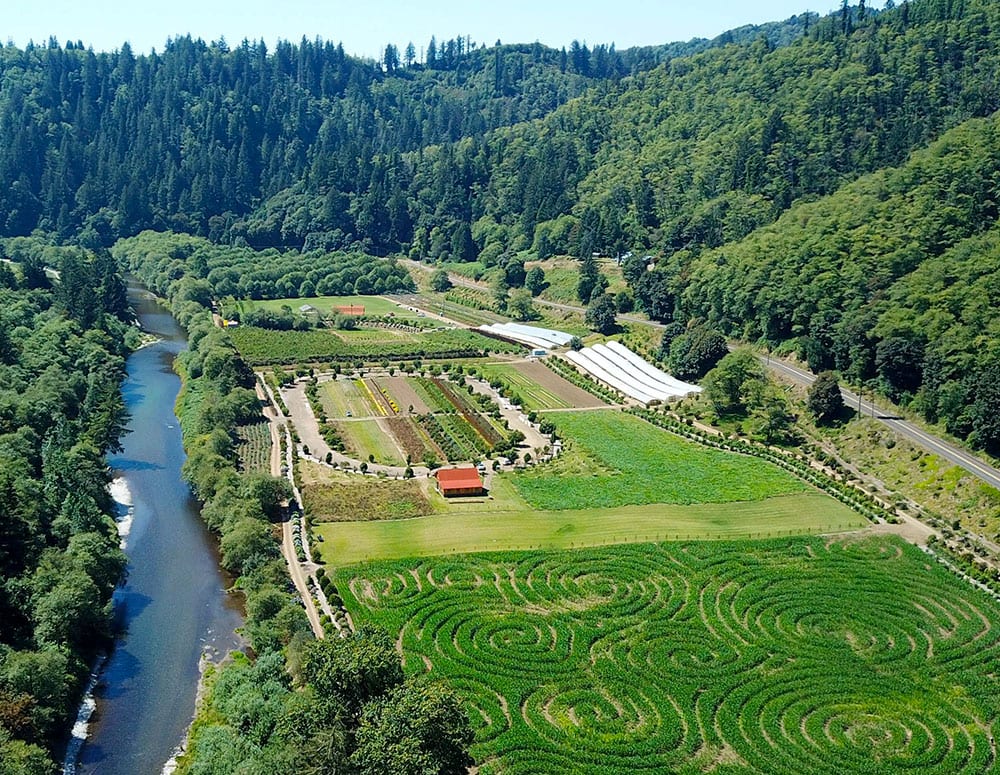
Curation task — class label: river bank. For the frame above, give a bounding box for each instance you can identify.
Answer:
[65,284,245,775]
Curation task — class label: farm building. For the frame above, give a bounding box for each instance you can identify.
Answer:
[335,304,365,316]
[435,467,484,497]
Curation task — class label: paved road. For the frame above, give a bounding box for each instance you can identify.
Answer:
[410,260,1000,491]
[763,357,1000,491]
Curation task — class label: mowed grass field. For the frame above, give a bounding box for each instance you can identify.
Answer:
[336,536,1000,774]
[336,418,406,467]
[514,410,805,509]
[314,490,861,564]
[314,410,863,565]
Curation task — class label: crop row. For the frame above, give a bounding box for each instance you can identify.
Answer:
[445,288,493,311]
[230,326,519,365]
[418,413,486,461]
[371,379,400,413]
[431,378,505,448]
[337,538,1000,774]
[412,376,457,415]
[384,417,441,464]
[234,420,272,473]
[356,378,387,416]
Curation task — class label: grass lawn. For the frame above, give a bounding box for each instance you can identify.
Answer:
[319,377,375,418]
[513,410,805,510]
[337,418,406,467]
[241,294,426,320]
[532,258,626,306]
[315,491,863,565]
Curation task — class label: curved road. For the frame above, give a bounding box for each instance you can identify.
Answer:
[408,260,1000,492]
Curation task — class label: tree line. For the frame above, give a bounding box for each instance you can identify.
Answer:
[0,240,134,773]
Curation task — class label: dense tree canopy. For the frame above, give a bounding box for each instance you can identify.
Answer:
[0,240,134,772]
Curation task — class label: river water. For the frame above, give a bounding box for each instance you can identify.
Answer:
[69,286,244,774]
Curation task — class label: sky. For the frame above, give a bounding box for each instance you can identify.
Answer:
[3,1,887,60]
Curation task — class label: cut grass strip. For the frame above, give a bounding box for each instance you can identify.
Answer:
[315,492,864,566]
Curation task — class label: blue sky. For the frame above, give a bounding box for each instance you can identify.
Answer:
[4,1,885,59]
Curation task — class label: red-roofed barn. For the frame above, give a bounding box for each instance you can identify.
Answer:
[435,467,484,497]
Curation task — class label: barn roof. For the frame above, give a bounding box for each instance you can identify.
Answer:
[435,467,483,490]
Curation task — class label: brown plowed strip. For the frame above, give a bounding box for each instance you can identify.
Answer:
[382,376,432,415]
[513,359,609,408]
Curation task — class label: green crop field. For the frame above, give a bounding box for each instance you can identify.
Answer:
[230,326,520,365]
[336,536,1000,774]
[514,410,805,509]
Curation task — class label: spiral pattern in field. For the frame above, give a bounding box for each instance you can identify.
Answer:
[340,538,1000,774]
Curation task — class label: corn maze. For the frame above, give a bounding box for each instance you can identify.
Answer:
[338,536,1000,774]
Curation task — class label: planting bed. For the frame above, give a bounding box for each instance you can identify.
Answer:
[479,360,608,411]
[319,377,375,418]
[338,536,1000,774]
[336,418,406,467]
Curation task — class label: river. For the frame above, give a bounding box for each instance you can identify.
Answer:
[68,286,244,774]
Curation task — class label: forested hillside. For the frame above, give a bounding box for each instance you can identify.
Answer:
[671,116,1000,450]
[0,14,812,251]
[0,246,135,772]
[6,0,1000,768]
[2,2,999,438]
[0,33,656,249]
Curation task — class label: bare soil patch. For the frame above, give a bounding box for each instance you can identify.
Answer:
[515,359,609,409]
[383,375,433,415]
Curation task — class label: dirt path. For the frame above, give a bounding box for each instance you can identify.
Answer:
[256,381,327,639]
[281,370,558,474]
[863,514,937,546]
